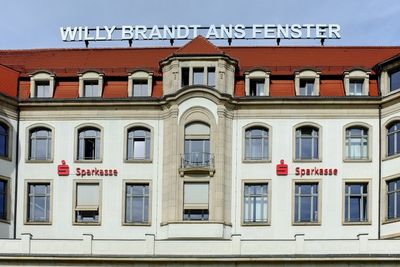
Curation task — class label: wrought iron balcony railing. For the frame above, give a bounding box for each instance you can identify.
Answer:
[180,152,215,174]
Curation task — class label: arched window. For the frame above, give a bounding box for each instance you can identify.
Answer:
[127,127,151,160]
[345,127,368,160]
[295,126,319,160]
[387,121,400,157]
[244,127,269,160]
[29,127,52,161]
[77,127,101,160]
[183,122,210,167]
[0,122,8,158]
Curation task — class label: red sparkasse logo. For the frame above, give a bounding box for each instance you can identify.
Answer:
[276,159,288,176]
[57,160,70,176]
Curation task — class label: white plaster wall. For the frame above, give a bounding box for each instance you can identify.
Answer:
[232,117,380,239]
[17,119,163,239]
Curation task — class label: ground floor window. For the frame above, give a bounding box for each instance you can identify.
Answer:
[27,183,50,223]
[344,182,368,223]
[183,182,209,221]
[294,182,319,223]
[75,182,100,224]
[243,183,268,224]
[125,183,149,224]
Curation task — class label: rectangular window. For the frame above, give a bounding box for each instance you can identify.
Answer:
[344,182,368,223]
[181,67,190,87]
[390,70,400,92]
[0,180,7,220]
[27,183,50,223]
[75,183,100,223]
[249,79,265,96]
[35,81,51,98]
[132,80,148,97]
[183,182,209,221]
[243,183,268,224]
[125,183,149,224]
[387,179,400,220]
[349,80,364,96]
[299,79,315,96]
[193,68,204,85]
[294,183,319,223]
[207,67,216,87]
[83,80,101,97]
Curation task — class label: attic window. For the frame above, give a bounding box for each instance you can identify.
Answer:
[244,70,270,96]
[295,70,320,96]
[29,72,55,98]
[78,72,104,98]
[128,71,153,97]
[343,70,369,96]
[180,66,217,88]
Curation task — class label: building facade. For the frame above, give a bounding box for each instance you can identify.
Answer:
[1,36,400,265]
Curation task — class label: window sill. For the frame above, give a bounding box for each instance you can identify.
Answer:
[26,159,53,164]
[0,156,12,162]
[74,160,103,164]
[122,222,151,226]
[24,221,52,225]
[343,159,372,163]
[382,218,400,225]
[292,222,321,226]
[293,159,322,163]
[242,222,270,226]
[342,221,371,226]
[124,159,153,164]
[0,219,11,224]
[242,159,271,164]
[73,222,101,226]
[383,153,400,161]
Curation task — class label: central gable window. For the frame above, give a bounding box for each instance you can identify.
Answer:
[180,65,217,88]
[78,71,103,98]
[295,70,320,96]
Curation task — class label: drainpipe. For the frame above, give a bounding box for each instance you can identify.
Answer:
[378,103,382,240]
[13,78,20,239]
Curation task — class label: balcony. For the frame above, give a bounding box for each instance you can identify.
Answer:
[179,152,215,176]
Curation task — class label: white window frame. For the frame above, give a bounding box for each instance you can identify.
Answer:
[78,71,103,98]
[24,180,52,225]
[295,70,320,96]
[179,63,218,89]
[244,70,270,96]
[344,70,370,96]
[73,180,102,225]
[242,180,271,225]
[342,179,371,225]
[343,123,372,162]
[122,180,151,225]
[293,123,322,162]
[292,180,321,225]
[75,124,103,163]
[128,71,153,97]
[243,124,271,162]
[29,71,55,98]
[27,125,53,162]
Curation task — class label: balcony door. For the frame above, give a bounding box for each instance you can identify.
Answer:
[184,122,210,167]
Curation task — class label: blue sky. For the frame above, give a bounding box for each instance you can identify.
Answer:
[1,0,399,49]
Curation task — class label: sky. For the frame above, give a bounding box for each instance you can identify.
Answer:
[1,0,400,49]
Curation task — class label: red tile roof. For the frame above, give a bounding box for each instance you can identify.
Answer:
[1,38,400,99]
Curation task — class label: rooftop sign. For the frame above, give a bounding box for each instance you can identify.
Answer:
[60,24,341,45]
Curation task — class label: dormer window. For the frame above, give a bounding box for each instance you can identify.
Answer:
[299,79,315,96]
[79,71,103,98]
[295,70,320,96]
[344,70,370,96]
[180,66,217,88]
[390,69,400,92]
[83,80,100,97]
[245,70,270,96]
[29,72,55,98]
[128,71,152,97]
